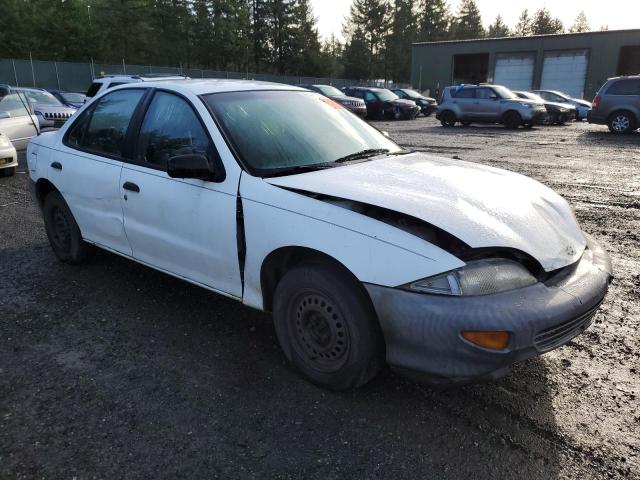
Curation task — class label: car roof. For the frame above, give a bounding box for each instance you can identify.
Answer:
[110,78,306,95]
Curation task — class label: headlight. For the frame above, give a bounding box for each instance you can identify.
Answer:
[405,259,537,296]
[519,103,533,108]
[0,135,10,147]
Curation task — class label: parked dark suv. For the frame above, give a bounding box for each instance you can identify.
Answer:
[392,88,438,116]
[588,76,640,134]
[299,84,367,117]
[342,87,420,120]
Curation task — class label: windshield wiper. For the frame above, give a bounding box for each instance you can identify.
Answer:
[263,163,337,177]
[333,148,390,164]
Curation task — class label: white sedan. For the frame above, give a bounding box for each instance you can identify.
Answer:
[27,80,612,390]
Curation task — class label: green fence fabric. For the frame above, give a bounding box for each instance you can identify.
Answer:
[1,58,387,93]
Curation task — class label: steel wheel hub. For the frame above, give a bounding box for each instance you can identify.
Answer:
[51,206,71,251]
[291,293,350,372]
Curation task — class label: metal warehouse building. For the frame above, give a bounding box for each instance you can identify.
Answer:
[411,29,640,100]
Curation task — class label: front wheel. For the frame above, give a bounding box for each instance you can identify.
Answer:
[608,111,636,134]
[440,110,456,127]
[503,111,522,129]
[273,263,384,391]
[43,190,93,264]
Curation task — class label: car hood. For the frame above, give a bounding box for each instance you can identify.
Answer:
[265,152,586,271]
[32,103,76,114]
[545,101,576,110]
[332,95,364,104]
[573,99,592,108]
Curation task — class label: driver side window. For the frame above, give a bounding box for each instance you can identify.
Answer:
[136,91,212,170]
[364,91,377,103]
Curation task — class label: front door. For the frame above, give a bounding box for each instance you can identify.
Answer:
[119,90,242,298]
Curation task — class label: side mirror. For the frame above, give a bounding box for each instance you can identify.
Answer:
[0,111,11,119]
[167,153,224,182]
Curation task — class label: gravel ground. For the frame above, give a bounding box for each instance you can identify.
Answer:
[1,118,638,479]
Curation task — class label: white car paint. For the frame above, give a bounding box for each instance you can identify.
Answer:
[28,79,586,313]
[266,153,586,272]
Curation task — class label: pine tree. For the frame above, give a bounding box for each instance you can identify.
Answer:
[342,26,371,79]
[531,8,563,35]
[342,0,390,79]
[452,0,484,40]
[417,0,450,42]
[387,0,416,83]
[514,9,532,36]
[487,15,510,38]
[289,0,326,75]
[570,11,590,33]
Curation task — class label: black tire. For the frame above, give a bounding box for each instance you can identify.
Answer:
[0,166,16,177]
[608,110,637,134]
[440,110,456,127]
[43,190,92,264]
[273,262,384,391]
[503,111,522,129]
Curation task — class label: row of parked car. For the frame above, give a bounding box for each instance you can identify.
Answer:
[1,73,638,177]
[436,76,640,133]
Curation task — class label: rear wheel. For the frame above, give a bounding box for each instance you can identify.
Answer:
[273,262,384,391]
[608,111,636,134]
[503,111,522,129]
[440,110,456,127]
[43,191,93,264]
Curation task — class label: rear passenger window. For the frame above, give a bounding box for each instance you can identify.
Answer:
[85,82,101,98]
[136,91,212,170]
[607,79,640,95]
[0,93,31,117]
[453,88,474,99]
[68,89,145,157]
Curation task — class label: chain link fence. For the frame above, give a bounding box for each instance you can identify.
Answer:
[1,58,401,93]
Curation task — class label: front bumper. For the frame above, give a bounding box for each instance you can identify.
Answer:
[0,145,18,170]
[364,234,612,385]
[587,110,607,125]
[525,108,549,124]
[348,106,368,118]
[420,104,438,115]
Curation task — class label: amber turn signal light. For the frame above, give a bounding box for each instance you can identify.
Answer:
[461,331,510,350]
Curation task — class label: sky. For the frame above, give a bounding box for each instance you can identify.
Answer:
[311,0,640,41]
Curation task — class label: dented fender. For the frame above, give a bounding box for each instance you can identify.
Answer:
[239,174,465,310]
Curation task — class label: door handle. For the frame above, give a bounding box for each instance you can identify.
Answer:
[51,161,62,170]
[122,181,140,193]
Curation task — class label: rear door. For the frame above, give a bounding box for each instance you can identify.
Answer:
[451,87,476,119]
[119,89,242,298]
[49,88,147,255]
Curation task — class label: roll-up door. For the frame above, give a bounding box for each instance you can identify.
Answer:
[541,50,589,98]
[494,53,535,91]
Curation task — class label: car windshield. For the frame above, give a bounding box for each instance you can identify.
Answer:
[493,86,518,100]
[204,90,402,176]
[61,92,86,103]
[375,89,399,101]
[518,92,543,102]
[402,89,422,97]
[21,90,63,106]
[316,86,344,97]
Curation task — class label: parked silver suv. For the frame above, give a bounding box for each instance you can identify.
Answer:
[588,76,640,134]
[436,84,548,129]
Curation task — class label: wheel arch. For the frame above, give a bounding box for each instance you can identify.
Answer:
[34,178,59,208]
[260,246,367,314]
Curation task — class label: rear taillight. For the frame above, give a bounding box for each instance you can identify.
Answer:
[592,95,601,109]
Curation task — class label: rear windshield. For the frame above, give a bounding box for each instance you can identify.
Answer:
[606,79,640,95]
[86,82,101,98]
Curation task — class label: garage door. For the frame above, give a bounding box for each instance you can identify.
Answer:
[494,53,535,91]
[541,50,589,98]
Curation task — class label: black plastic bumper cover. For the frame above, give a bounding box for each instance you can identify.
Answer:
[364,234,612,385]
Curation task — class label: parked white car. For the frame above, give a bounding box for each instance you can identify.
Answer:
[0,132,18,176]
[27,80,612,390]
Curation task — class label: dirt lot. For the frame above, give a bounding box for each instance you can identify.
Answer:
[1,118,639,479]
